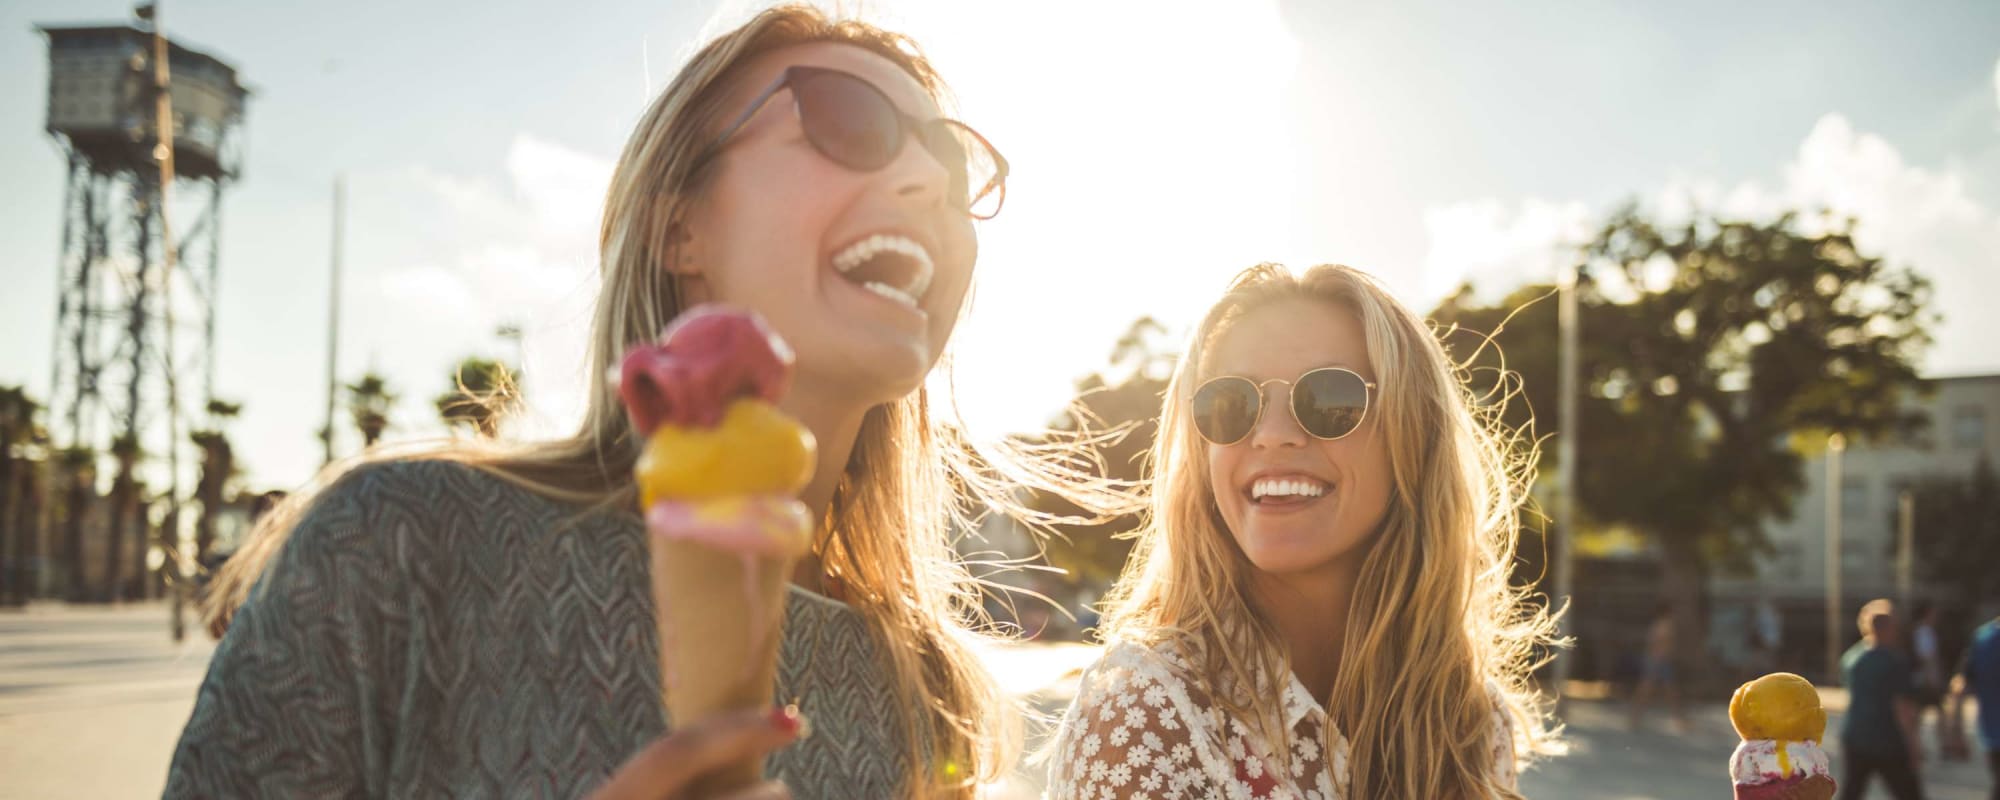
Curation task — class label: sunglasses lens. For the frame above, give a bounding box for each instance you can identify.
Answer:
[788,69,1009,219]
[922,121,1004,219]
[1191,378,1260,445]
[1293,369,1369,439]
[794,71,902,170]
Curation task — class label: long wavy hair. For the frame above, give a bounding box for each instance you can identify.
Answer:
[205,6,1121,796]
[1097,263,1562,799]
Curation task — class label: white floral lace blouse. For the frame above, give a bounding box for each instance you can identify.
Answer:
[1048,640,1518,800]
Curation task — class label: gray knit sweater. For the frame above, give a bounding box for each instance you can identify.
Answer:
[164,459,908,799]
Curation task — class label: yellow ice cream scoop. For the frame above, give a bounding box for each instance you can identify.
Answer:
[1729,672,1826,743]
[636,398,815,507]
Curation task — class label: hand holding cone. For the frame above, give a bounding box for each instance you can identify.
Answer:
[620,306,817,795]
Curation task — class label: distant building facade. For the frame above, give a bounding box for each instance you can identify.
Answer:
[1707,373,2000,675]
[1719,373,1998,599]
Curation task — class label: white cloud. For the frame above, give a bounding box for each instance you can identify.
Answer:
[1421,197,1592,301]
[1421,113,2000,375]
[356,135,611,442]
[507,136,614,259]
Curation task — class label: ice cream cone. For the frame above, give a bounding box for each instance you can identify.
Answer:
[1729,673,1836,800]
[1734,773,1836,800]
[653,534,794,793]
[617,307,819,795]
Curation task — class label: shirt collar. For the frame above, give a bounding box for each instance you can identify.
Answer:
[1283,670,1322,729]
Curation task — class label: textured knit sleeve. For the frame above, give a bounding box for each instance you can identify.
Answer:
[164,464,413,799]
[1488,682,1519,791]
[1049,642,1241,800]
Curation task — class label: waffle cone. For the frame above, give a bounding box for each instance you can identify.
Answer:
[1734,774,1835,800]
[652,534,795,794]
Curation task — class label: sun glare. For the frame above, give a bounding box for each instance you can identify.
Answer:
[873,1,1306,437]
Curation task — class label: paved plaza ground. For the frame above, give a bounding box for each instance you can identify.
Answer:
[3,603,1990,798]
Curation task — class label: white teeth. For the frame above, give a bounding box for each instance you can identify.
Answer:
[861,280,920,310]
[831,234,935,299]
[1251,477,1328,501]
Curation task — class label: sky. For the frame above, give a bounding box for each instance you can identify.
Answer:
[2,0,1997,492]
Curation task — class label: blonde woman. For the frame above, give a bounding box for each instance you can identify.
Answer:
[1049,264,1561,799]
[168,6,1076,798]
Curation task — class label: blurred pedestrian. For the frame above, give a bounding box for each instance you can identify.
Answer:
[1945,614,1999,800]
[1841,598,1926,800]
[1749,595,1784,675]
[198,490,287,640]
[1629,601,1686,732]
[1912,601,1946,758]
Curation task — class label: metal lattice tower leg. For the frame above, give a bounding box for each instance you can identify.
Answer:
[46,155,224,601]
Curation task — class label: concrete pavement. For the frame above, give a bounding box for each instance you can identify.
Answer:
[0,602,215,800]
[3,604,1993,799]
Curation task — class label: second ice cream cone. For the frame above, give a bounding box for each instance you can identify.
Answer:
[1734,773,1836,800]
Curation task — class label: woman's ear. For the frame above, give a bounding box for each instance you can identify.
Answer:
[663,219,701,276]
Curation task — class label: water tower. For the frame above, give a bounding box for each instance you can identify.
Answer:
[38,10,246,581]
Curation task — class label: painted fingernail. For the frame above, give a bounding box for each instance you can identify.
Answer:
[770,704,805,736]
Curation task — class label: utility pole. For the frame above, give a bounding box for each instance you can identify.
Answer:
[1825,433,1846,684]
[1553,262,1579,704]
[322,176,345,465]
[139,0,188,639]
[1896,490,1915,606]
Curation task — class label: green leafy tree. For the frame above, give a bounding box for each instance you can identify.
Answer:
[1904,457,2000,607]
[190,399,242,564]
[103,432,143,601]
[347,372,397,447]
[0,386,45,604]
[348,372,394,446]
[436,357,522,439]
[55,446,96,601]
[1431,206,1934,663]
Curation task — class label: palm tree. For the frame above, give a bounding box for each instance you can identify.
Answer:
[435,357,521,439]
[55,446,96,601]
[191,399,241,565]
[346,372,397,447]
[8,426,50,603]
[0,386,41,604]
[103,432,141,601]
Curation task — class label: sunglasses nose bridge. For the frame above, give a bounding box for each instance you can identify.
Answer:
[1245,379,1310,448]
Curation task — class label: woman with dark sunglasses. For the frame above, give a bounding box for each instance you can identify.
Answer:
[169,6,1103,799]
[1048,264,1563,799]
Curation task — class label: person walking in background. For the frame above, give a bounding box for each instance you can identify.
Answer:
[1842,598,1926,800]
[1750,595,1784,675]
[1912,601,1946,759]
[1629,602,1686,732]
[1946,614,2000,800]
[197,490,286,640]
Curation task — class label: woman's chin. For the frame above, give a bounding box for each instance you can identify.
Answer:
[1239,531,1371,582]
[801,344,933,407]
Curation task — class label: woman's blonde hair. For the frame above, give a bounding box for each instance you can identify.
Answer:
[1097,263,1562,799]
[204,5,1116,796]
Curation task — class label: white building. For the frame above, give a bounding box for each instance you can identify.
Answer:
[1699,373,1999,673]
[1716,373,2000,601]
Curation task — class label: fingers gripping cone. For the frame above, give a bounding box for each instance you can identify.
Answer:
[620,307,816,793]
